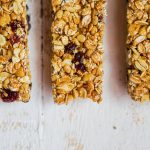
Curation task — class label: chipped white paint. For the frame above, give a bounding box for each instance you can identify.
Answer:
[0,0,150,150]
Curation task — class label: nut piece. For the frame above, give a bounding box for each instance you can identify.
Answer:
[51,0,105,104]
[127,0,150,102]
[77,34,86,43]
[0,14,11,27]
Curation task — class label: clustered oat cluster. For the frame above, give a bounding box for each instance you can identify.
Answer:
[127,0,150,101]
[0,0,31,102]
[51,0,106,104]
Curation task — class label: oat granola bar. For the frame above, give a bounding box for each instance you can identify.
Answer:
[127,0,150,101]
[0,0,31,102]
[51,0,105,104]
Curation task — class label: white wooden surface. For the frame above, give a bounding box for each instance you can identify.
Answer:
[0,0,150,150]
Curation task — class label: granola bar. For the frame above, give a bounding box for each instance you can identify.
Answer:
[51,0,105,104]
[0,0,31,102]
[127,0,150,101]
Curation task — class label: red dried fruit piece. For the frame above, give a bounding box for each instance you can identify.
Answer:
[73,52,84,63]
[11,22,18,32]
[10,34,20,45]
[75,63,86,72]
[65,43,77,54]
[11,21,25,32]
[1,90,19,102]
[98,15,103,22]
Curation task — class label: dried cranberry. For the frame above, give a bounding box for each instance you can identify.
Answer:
[1,90,19,102]
[11,22,18,32]
[11,21,25,32]
[10,34,20,45]
[128,65,134,70]
[75,63,86,72]
[98,15,103,22]
[73,52,84,63]
[65,43,77,54]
